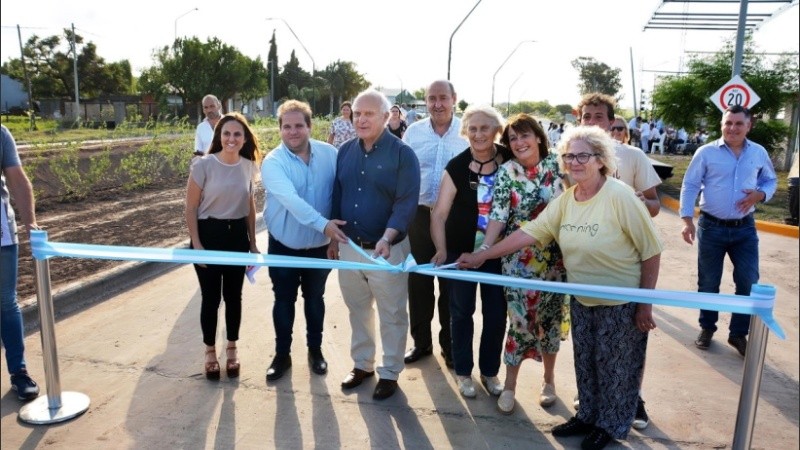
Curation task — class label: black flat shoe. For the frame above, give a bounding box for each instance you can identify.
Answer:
[266,353,292,381]
[552,416,594,437]
[373,379,398,400]
[403,346,433,364]
[581,427,613,450]
[308,347,328,375]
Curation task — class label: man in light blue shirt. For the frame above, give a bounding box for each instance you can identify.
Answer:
[261,100,347,382]
[679,105,777,357]
[402,80,469,368]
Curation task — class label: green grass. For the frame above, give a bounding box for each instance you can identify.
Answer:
[650,154,791,224]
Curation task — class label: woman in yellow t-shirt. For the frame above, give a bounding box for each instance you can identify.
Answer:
[458,126,662,450]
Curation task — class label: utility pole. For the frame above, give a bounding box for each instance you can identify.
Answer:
[16,25,36,130]
[72,23,80,122]
[630,47,638,117]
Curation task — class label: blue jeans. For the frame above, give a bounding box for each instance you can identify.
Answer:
[447,254,507,377]
[697,214,759,337]
[1,244,27,375]
[267,235,331,354]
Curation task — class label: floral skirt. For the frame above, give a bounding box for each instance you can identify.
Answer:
[502,286,570,366]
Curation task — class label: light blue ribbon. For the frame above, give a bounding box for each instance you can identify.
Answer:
[29,230,784,338]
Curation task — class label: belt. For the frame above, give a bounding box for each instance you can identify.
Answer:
[700,211,752,227]
[355,238,377,250]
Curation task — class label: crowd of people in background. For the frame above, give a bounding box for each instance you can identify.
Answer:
[625,114,709,155]
[4,74,786,450]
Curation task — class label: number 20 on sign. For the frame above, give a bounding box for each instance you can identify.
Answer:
[710,75,761,113]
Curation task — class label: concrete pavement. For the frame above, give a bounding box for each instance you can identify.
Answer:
[1,208,798,449]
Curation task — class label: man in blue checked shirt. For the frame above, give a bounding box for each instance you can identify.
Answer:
[679,105,777,357]
[261,100,348,382]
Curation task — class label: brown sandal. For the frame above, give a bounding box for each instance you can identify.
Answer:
[226,344,240,378]
[205,348,220,380]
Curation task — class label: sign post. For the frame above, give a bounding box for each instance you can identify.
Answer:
[710,75,761,113]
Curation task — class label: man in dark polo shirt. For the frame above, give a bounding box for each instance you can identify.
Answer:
[329,88,420,400]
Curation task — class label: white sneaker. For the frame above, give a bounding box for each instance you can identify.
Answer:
[497,390,515,415]
[539,382,557,407]
[480,375,503,396]
[457,376,476,398]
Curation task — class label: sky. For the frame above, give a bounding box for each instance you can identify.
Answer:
[1,0,798,112]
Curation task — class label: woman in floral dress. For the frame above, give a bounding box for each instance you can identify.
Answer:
[327,101,356,148]
[483,113,567,414]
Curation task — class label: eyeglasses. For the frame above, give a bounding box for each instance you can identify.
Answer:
[610,126,626,132]
[561,153,600,164]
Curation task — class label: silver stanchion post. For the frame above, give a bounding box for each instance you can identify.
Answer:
[19,231,90,424]
[731,283,774,450]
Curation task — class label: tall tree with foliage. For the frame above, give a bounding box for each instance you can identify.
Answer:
[139,37,268,116]
[570,56,622,97]
[318,60,369,114]
[650,37,797,155]
[268,30,279,100]
[278,50,312,102]
[1,29,133,100]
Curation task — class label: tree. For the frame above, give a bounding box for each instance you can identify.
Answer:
[458,99,469,113]
[139,37,268,117]
[396,90,414,104]
[570,56,622,97]
[279,50,312,102]
[650,37,796,155]
[555,104,574,116]
[1,29,133,100]
[413,88,426,101]
[317,60,369,114]
[268,30,279,100]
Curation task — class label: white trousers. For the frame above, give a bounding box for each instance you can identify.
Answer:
[337,238,410,380]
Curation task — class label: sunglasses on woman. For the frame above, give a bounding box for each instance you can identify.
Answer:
[610,126,626,132]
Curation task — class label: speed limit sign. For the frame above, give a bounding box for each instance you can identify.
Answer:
[710,75,761,113]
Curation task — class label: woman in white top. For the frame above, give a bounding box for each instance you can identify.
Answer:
[185,112,261,380]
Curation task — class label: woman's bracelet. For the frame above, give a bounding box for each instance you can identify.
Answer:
[479,244,490,251]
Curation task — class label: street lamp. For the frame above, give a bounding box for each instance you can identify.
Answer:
[266,17,316,111]
[491,40,535,107]
[174,7,199,41]
[447,0,482,80]
[507,72,524,117]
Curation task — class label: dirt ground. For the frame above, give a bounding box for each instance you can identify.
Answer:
[14,142,264,301]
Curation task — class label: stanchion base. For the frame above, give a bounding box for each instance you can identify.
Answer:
[18,391,90,425]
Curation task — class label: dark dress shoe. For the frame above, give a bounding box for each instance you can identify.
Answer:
[373,379,398,400]
[403,346,433,364]
[308,348,328,375]
[266,353,292,381]
[341,368,374,389]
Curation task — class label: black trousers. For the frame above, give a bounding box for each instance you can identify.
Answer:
[407,205,451,355]
[192,217,250,346]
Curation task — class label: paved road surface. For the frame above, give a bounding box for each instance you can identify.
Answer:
[1,208,798,449]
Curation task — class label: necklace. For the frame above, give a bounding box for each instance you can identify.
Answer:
[471,148,498,175]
